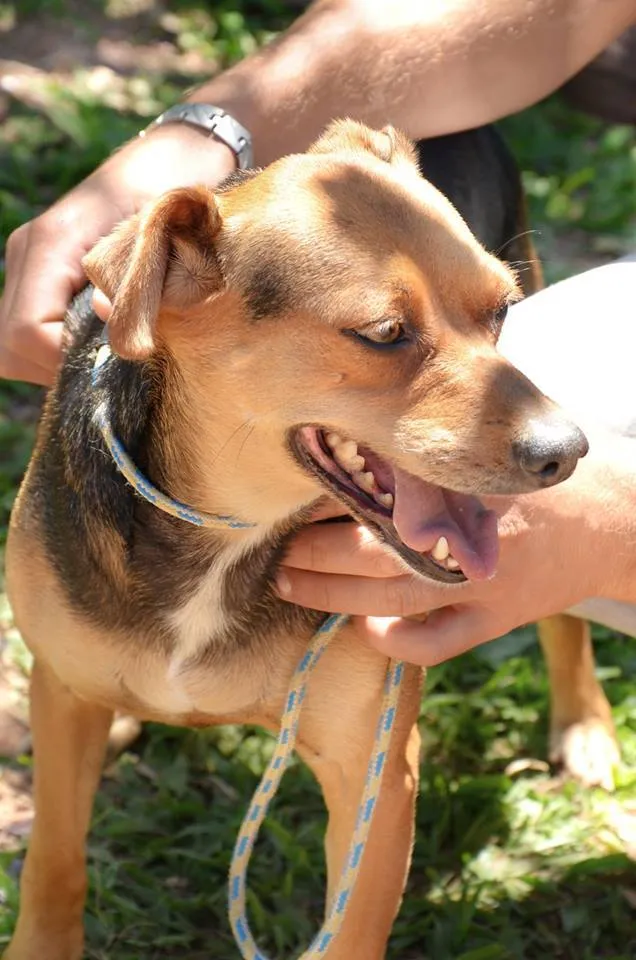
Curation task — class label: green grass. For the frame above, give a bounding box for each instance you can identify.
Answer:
[1,3,635,958]
[2,630,635,959]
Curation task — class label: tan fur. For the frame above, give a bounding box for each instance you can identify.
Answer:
[5,520,422,960]
[85,187,223,360]
[4,120,592,960]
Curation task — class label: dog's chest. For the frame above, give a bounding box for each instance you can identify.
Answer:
[163,523,275,663]
[166,538,255,666]
[150,526,317,717]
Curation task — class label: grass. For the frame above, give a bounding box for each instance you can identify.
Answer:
[1,3,636,958]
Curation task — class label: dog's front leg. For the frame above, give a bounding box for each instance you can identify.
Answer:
[4,660,112,960]
[296,635,422,960]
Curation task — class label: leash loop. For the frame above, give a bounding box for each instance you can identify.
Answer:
[228,617,403,959]
[92,341,255,530]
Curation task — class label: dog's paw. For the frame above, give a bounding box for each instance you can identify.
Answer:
[549,717,621,791]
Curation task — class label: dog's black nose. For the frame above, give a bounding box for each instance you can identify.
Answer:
[513,418,589,487]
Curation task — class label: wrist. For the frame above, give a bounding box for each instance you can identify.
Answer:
[140,119,238,170]
[143,103,252,170]
[95,123,238,213]
[185,77,266,162]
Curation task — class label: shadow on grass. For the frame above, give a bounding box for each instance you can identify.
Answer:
[397,855,636,960]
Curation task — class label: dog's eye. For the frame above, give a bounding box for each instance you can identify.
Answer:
[484,301,509,337]
[495,302,509,326]
[352,319,408,348]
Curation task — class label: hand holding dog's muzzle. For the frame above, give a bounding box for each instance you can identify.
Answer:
[279,427,636,666]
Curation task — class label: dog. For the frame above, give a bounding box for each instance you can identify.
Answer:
[4,119,596,960]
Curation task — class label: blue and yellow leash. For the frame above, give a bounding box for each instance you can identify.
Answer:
[229,632,403,960]
[92,339,405,959]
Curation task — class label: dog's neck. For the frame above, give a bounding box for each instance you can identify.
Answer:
[139,345,321,532]
[84,336,323,660]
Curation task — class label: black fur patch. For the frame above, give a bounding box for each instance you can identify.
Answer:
[216,168,262,194]
[415,127,521,256]
[29,289,320,662]
[245,259,290,321]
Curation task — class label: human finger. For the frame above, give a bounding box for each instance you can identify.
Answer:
[360,606,496,666]
[275,566,464,617]
[91,288,112,321]
[283,522,404,577]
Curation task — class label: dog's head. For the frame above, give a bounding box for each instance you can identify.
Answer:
[83,119,587,583]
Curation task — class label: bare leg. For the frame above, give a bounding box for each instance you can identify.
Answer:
[500,258,636,790]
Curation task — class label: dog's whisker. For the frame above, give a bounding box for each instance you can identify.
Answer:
[234,422,257,467]
[494,227,540,256]
[208,417,258,469]
[506,258,541,269]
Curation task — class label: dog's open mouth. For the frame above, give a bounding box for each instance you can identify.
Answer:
[291,426,500,584]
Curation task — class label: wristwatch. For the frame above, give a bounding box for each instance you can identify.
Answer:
[140,103,254,170]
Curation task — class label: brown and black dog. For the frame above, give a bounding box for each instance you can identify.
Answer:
[4,120,605,960]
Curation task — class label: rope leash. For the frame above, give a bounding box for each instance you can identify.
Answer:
[92,340,405,959]
[228,622,403,960]
[92,342,255,531]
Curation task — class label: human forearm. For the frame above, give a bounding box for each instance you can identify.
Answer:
[188,0,636,164]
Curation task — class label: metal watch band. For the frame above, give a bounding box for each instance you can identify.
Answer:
[141,103,254,170]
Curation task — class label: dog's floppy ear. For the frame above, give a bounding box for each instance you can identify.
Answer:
[82,186,223,361]
[308,119,418,168]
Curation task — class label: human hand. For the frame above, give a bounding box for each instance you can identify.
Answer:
[0,124,236,384]
[277,430,636,665]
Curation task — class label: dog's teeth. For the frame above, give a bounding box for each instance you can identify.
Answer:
[377,492,394,509]
[431,536,450,562]
[347,455,366,472]
[326,432,343,449]
[336,452,365,473]
[359,471,377,493]
[447,556,460,570]
[338,440,359,459]
[334,440,365,473]
[353,471,376,494]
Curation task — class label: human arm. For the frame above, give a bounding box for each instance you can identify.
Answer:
[276,429,636,666]
[0,126,236,383]
[199,0,636,164]
[1,0,634,383]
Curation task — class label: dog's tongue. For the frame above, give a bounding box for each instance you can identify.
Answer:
[391,466,499,580]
